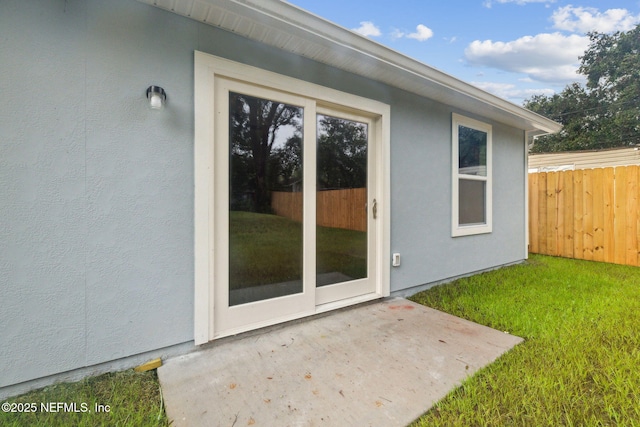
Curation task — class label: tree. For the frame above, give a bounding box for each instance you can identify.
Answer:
[317,116,368,190]
[229,93,302,212]
[525,25,640,153]
[269,135,303,192]
[229,100,369,212]
[526,83,603,152]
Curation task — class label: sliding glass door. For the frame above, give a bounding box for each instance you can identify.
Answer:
[211,77,378,337]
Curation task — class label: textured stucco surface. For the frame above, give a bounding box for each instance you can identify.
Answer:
[0,0,195,388]
[1,0,527,390]
[1,0,90,388]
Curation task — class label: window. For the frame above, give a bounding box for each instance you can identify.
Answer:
[452,113,492,236]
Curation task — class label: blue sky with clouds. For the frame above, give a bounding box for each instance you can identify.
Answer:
[284,0,640,105]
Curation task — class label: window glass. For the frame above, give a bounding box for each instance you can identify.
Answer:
[458,125,487,176]
[228,92,304,306]
[316,114,368,287]
[459,179,486,225]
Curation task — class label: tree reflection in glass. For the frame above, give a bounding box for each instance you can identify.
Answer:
[458,125,488,225]
[316,114,368,287]
[228,92,304,306]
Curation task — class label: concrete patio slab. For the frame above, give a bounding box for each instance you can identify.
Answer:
[158,298,523,426]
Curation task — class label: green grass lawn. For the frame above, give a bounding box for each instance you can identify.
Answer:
[409,254,640,426]
[0,370,168,427]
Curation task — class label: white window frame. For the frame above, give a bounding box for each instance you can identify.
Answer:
[452,113,493,237]
[193,51,391,344]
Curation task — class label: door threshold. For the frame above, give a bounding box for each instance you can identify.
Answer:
[315,292,384,314]
[207,293,384,345]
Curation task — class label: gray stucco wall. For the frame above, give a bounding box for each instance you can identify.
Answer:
[0,0,526,390]
[389,100,527,292]
[1,0,196,389]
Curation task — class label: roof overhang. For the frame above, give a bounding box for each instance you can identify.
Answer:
[136,0,562,135]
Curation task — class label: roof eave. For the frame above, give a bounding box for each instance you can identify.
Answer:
[136,0,562,134]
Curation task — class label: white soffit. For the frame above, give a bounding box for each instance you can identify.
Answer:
[136,0,562,134]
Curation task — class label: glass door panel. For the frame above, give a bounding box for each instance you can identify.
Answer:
[228,92,304,306]
[316,114,368,287]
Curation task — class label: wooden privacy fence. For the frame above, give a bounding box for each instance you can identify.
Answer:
[529,165,640,267]
[271,188,367,232]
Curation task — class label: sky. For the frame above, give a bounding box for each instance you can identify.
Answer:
[284,0,640,105]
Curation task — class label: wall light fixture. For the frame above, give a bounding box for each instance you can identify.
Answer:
[146,86,166,110]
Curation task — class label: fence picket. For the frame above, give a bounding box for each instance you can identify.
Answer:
[529,173,539,253]
[583,170,594,260]
[547,172,559,256]
[573,171,584,260]
[603,168,616,263]
[591,168,605,262]
[626,167,638,266]
[614,167,628,265]
[538,173,548,254]
[562,171,575,258]
[637,169,640,266]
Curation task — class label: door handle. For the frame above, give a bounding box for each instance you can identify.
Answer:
[372,198,377,219]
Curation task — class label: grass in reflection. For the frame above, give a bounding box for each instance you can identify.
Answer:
[229,211,366,290]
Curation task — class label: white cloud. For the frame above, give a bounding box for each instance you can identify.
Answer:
[484,0,556,8]
[352,21,381,37]
[464,4,640,100]
[407,24,434,42]
[391,24,434,42]
[465,32,589,84]
[471,81,556,102]
[551,6,640,33]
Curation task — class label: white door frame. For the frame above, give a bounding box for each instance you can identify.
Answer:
[193,51,390,344]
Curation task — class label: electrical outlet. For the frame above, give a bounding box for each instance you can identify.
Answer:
[392,253,401,267]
